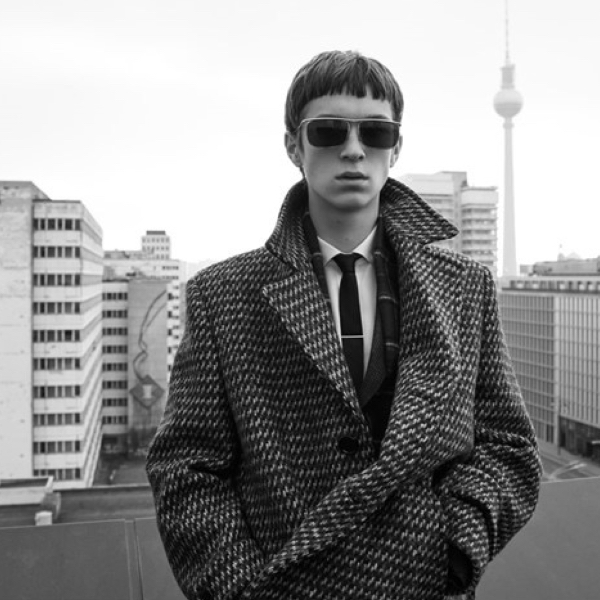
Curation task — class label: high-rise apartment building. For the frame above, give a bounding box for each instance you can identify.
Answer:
[400,172,498,275]
[101,234,183,454]
[499,261,600,463]
[102,278,168,454]
[103,247,182,371]
[0,182,103,488]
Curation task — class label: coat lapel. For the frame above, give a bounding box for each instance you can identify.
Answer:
[262,266,362,416]
[262,180,364,416]
[381,230,465,479]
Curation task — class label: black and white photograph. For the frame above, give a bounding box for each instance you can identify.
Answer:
[1,1,599,599]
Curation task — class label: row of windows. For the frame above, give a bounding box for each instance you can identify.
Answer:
[462,241,494,248]
[102,415,128,424]
[103,345,128,354]
[507,281,600,293]
[34,357,81,370]
[524,403,554,426]
[33,273,82,287]
[103,292,128,301]
[504,322,553,338]
[34,440,81,454]
[461,218,496,226]
[462,208,497,217]
[33,218,81,231]
[103,362,127,372]
[103,310,128,318]
[103,327,128,335]
[505,335,554,356]
[34,245,82,259]
[143,235,168,242]
[34,413,82,426]
[561,400,600,426]
[103,380,128,390]
[500,295,554,310]
[103,397,128,407]
[33,302,81,315]
[462,229,495,236]
[515,373,553,396]
[34,385,81,399]
[34,468,82,481]
[33,329,81,343]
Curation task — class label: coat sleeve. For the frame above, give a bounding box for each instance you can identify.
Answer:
[146,277,264,600]
[436,265,542,594]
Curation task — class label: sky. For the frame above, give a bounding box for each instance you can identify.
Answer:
[1,0,599,268]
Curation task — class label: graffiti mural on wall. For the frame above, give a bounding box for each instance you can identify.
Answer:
[128,282,168,450]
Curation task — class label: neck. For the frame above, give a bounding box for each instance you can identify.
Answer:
[309,198,379,253]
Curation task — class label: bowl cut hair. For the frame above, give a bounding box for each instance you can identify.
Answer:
[285,50,404,135]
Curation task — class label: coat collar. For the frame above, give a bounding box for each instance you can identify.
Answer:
[262,177,465,428]
[265,177,459,272]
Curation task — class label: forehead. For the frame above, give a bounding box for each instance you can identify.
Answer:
[301,90,394,121]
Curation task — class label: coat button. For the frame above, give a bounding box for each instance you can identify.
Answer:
[338,436,360,455]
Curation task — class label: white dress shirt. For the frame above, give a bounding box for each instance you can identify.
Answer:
[317,227,377,375]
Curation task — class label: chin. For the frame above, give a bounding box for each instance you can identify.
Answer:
[333,193,378,212]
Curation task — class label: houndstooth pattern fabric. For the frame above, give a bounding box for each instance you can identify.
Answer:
[146,178,542,600]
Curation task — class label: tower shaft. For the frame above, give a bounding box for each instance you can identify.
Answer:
[502,118,517,276]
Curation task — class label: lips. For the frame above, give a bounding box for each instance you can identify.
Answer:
[336,172,368,180]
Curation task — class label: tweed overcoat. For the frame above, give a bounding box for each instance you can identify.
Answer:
[146,178,542,600]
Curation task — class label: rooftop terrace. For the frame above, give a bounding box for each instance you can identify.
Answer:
[1,476,599,600]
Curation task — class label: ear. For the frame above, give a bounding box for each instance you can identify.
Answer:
[284,132,303,169]
[389,135,403,168]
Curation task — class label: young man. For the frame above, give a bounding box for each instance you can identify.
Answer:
[146,51,541,600]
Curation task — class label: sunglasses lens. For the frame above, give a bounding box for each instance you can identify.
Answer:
[360,121,399,149]
[305,120,348,147]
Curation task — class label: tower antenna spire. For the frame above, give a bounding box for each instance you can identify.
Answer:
[505,0,510,63]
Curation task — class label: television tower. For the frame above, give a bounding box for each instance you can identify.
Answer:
[494,0,523,276]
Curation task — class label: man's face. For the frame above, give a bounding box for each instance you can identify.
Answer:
[286,89,401,219]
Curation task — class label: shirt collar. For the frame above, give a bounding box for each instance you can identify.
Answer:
[317,226,377,266]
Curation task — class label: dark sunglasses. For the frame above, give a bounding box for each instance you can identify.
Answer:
[297,117,401,149]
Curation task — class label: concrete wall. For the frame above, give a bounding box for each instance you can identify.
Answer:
[0,197,34,478]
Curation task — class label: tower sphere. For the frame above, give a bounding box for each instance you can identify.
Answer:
[494,88,523,118]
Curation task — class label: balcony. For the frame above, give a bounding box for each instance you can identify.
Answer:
[1,477,600,600]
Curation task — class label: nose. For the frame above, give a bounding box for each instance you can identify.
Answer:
[340,123,365,160]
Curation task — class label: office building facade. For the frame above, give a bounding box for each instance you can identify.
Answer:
[499,265,600,463]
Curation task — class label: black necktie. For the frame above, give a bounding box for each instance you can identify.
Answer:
[334,253,363,391]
